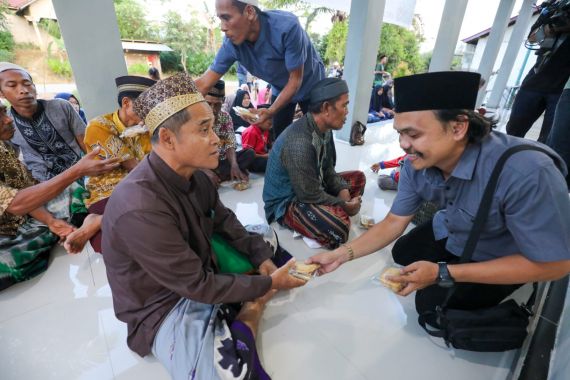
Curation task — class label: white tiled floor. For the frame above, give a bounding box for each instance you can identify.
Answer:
[0,121,536,379]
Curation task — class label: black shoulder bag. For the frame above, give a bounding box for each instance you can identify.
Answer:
[418,145,559,352]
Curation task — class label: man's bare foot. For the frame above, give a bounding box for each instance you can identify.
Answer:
[63,214,102,254]
[237,289,276,338]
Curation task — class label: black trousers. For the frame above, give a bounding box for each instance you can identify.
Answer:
[505,87,561,143]
[216,149,255,181]
[249,156,267,173]
[392,221,521,323]
[271,95,310,141]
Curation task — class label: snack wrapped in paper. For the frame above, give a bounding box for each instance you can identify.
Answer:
[233,106,259,122]
[289,262,320,281]
[120,153,132,162]
[379,267,405,293]
[120,124,149,138]
[360,214,375,229]
[232,181,251,191]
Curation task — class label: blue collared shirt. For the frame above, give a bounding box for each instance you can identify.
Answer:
[391,131,570,263]
[210,10,325,102]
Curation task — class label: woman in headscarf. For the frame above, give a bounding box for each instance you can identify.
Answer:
[230,89,256,130]
[54,92,88,124]
[368,84,394,123]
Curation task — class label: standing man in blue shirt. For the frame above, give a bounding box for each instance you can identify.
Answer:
[308,71,570,325]
[196,0,325,139]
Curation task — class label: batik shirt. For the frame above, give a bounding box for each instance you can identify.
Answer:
[10,99,84,182]
[214,110,236,161]
[0,141,37,236]
[84,111,151,207]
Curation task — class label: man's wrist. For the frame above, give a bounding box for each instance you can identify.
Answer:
[340,244,355,263]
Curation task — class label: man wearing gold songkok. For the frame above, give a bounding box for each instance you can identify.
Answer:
[101,73,306,380]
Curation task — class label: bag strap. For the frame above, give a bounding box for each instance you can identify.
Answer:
[441,145,559,309]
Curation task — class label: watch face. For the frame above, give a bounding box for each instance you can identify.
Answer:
[437,262,455,288]
[438,278,454,288]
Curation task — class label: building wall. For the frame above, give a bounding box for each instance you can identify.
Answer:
[467,14,539,90]
[5,14,55,48]
[26,0,57,20]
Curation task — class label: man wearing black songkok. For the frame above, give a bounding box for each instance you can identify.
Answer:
[309,71,570,332]
[263,78,366,249]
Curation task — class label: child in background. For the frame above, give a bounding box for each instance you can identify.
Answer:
[370,154,407,190]
[241,104,272,173]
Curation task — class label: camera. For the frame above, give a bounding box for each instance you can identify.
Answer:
[527,0,570,51]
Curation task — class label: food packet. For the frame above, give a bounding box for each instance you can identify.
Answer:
[120,124,149,138]
[359,214,375,229]
[289,262,321,281]
[233,106,260,122]
[373,265,405,293]
[232,181,251,191]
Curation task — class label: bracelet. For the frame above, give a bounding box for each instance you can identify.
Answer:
[342,244,354,262]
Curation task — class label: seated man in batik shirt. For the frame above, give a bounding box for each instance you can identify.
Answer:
[0,62,87,225]
[202,79,256,187]
[64,75,155,254]
[0,103,119,291]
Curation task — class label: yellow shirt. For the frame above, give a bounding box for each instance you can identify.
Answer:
[84,111,151,207]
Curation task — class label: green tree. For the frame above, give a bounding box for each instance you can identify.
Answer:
[114,0,157,40]
[378,23,424,76]
[162,11,207,73]
[324,20,348,65]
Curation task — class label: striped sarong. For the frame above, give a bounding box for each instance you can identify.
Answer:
[282,170,366,248]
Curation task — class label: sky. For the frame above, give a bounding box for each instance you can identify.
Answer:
[144,0,531,52]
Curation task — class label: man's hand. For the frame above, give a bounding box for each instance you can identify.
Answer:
[203,169,221,188]
[388,261,439,296]
[254,107,273,125]
[306,250,345,275]
[75,147,121,177]
[258,258,278,276]
[343,196,362,216]
[371,163,381,173]
[338,189,351,202]
[230,163,248,182]
[47,218,76,240]
[270,259,308,290]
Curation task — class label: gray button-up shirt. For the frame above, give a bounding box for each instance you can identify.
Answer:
[391,131,570,263]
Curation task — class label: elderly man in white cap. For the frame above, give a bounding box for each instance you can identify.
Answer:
[0,62,88,226]
[196,0,325,141]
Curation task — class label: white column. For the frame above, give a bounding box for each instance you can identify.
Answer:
[475,0,517,106]
[429,0,469,72]
[51,0,127,119]
[337,0,386,142]
[486,0,534,109]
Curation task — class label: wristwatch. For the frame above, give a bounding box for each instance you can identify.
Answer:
[436,262,455,288]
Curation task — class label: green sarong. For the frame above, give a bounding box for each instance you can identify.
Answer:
[0,219,58,291]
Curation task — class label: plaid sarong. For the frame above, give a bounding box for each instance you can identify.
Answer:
[0,219,58,291]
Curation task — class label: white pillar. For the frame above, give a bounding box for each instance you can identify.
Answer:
[51,0,127,119]
[429,0,469,72]
[486,0,534,109]
[476,0,517,106]
[337,0,386,142]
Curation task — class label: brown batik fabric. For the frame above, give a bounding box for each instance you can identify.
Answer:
[0,141,37,236]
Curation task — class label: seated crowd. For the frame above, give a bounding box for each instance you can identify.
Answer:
[1,0,569,379]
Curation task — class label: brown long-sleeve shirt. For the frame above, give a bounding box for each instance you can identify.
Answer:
[101,151,273,357]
